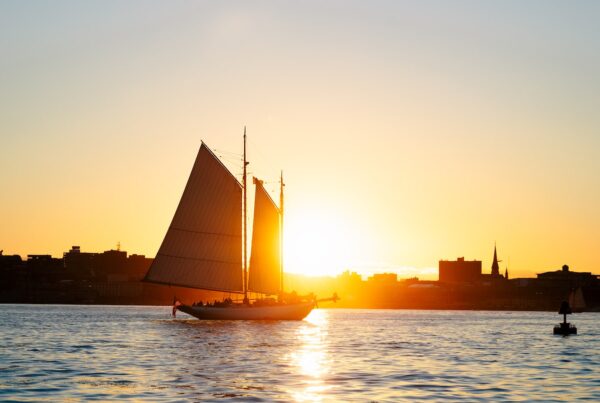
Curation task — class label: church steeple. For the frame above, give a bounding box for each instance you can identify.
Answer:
[491,244,500,277]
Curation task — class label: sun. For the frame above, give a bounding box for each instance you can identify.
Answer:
[283,208,365,277]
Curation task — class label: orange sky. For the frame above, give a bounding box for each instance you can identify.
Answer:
[1,2,600,279]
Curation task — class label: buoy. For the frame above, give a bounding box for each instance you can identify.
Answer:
[553,300,577,335]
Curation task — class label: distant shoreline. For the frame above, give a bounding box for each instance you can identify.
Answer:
[2,302,593,313]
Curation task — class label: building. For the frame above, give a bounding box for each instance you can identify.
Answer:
[367,273,398,284]
[438,257,482,283]
[63,245,95,279]
[490,245,500,277]
[0,251,23,269]
[481,244,507,281]
[537,264,599,287]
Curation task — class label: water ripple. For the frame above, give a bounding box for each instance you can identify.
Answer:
[1,305,599,401]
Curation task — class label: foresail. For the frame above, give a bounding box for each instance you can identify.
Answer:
[144,143,243,293]
[248,178,281,295]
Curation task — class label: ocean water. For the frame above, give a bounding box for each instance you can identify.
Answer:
[1,306,599,402]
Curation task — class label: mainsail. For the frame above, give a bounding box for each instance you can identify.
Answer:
[144,143,244,293]
[248,177,281,295]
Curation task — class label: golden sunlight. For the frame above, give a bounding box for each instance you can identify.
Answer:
[284,209,368,277]
[290,310,331,402]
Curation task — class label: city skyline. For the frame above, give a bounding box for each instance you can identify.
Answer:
[2,1,600,279]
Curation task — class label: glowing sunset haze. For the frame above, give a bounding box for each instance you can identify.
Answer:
[1,1,599,279]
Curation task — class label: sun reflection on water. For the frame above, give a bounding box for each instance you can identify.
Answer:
[290,310,332,402]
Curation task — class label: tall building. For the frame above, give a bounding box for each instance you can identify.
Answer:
[439,257,482,283]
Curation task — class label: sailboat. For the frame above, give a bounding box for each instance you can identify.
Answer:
[568,287,586,313]
[144,130,325,320]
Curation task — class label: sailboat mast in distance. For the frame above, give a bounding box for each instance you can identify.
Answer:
[280,170,285,295]
[243,127,249,304]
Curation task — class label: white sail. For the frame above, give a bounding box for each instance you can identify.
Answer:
[248,178,281,295]
[144,143,243,293]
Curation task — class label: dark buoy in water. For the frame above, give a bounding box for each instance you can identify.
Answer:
[553,300,577,335]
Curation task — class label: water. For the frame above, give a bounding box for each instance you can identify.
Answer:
[1,306,599,402]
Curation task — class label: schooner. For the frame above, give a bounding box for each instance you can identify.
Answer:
[143,130,320,320]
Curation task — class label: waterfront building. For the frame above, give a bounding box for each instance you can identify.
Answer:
[537,265,598,287]
[438,257,482,283]
[63,245,95,277]
[0,251,23,268]
[368,273,398,284]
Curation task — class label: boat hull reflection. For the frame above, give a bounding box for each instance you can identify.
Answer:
[178,301,314,320]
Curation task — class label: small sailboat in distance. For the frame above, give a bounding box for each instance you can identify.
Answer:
[144,129,334,320]
[568,287,586,313]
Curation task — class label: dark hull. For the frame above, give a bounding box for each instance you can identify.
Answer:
[178,301,314,320]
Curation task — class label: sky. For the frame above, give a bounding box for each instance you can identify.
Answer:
[1,1,600,279]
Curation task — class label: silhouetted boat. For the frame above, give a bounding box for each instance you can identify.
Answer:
[144,129,325,320]
[568,287,586,313]
[554,300,577,335]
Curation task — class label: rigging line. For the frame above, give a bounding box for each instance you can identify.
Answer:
[247,137,278,167]
[218,156,244,166]
[157,252,241,266]
[244,138,283,202]
[169,226,241,238]
[234,171,255,178]
[214,149,243,156]
[217,152,243,159]
[218,155,243,161]
[216,152,243,160]
[246,137,284,182]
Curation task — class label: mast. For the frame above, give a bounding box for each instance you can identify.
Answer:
[243,127,249,304]
[279,170,285,296]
